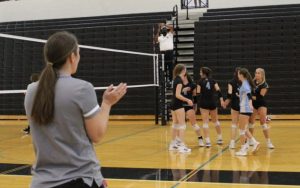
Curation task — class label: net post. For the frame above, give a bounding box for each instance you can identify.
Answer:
[160,54,167,126]
[154,54,159,125]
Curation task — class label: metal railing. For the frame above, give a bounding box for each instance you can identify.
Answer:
[181,0,209,19]
[181,0,209,9]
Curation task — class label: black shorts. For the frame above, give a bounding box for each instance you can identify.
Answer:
[171,103,184,111]
[184,105,193,112]
[253,100,267,110]
[199,102,217,110]
[231,101,240,112]
[240,112,252,117]
[231,106,240,112]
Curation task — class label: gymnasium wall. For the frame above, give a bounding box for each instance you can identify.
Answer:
[194,4,300,114]
[0,0,300,23]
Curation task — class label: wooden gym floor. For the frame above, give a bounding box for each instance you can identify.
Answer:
[0,117,299,188]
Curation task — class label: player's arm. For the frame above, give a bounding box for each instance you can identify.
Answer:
[176,83,193,106]
[224,83,233,107]
[214,83,224,106]
[260,88,268,96]
[85,83,127,143]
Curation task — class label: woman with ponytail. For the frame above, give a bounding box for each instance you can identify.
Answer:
[224,67,241,149]
[25,31,127,188]
[196,67,225,147]
[236,68,260,156]
[168,64,192,153]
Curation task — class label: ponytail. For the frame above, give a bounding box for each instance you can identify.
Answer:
[31,31,78,125]
[31,63,57,124]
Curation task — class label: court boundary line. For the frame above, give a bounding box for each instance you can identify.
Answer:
[0,175,299,188]
[107,178,300,188]
[170,145,230,188]
[0,164,31,175]
[0,124,159,174]
[170,138,240,188]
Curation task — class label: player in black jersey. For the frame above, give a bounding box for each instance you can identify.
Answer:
[196,67,225,147]
[182,73,204,147]
[224,67,241,149]
[169,64,193,153]
[249,68,274,149]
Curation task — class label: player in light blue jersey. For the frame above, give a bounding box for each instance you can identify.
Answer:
[235,68,260,156]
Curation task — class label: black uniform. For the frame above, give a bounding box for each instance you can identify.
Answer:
[253,81,269,110]
[228,78,240,111]
[182,81,196,112]
[171,76,184,111]
[198,78,217,110]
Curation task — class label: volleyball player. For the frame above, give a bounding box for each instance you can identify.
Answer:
[169,64,193,153]
[24,31,126,188]
[196,67,224,147]
[224,67,241,149]
[236,68,260,156]
[182,73,204,147]
[249,68,274,149]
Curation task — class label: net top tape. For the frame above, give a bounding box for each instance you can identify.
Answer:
[0,33,158,57]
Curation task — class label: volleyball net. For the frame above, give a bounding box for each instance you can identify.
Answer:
[0,33,167,124]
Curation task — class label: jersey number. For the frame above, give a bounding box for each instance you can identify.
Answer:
[206,82,211,90]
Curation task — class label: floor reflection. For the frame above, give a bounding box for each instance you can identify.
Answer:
[167,147,299,186]
[1,149,299,186]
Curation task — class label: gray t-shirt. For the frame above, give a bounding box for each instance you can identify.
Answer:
[24,75,103,188]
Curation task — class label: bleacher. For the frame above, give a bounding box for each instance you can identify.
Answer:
[194,4,300,114]
[0,12,172,115]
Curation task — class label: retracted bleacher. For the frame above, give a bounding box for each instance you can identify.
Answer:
[194,4,300,114]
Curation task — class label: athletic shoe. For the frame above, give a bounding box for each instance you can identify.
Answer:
[23,126,30,134]
[178,144,191,153]
[217,139,223,145]
[252,142,260,154]
[267,142,275,149]
[229,140,235,149]
[235,148,247,156]
[244,143,250,150]
[169,141,179,151]
[248,139,254,146]
[205,142,211,148]
[175,138,182,146]
[198,139,205,147]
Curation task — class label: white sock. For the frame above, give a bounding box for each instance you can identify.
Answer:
[217,134,222,140]
[205,137,211,143]
[250,137,257,143]
[267,138,271,143]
